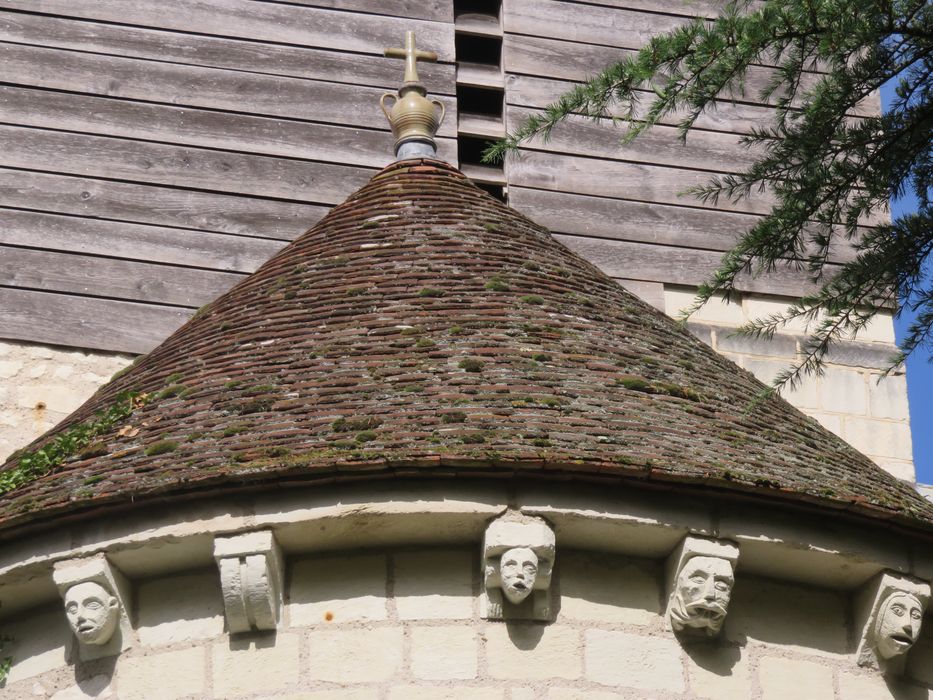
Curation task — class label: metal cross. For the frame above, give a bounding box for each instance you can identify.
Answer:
[384,31,437,85]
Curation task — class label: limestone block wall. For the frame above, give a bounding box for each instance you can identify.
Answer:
[664,286,915,482]
[0,341,134,462]
[5,547,933,700]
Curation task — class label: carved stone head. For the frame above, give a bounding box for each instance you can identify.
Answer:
[855,571,930,674]
[482,515,555,620]
[669,555,735,636]
[873,591,924,660]
[63,581,120,646]
[665,535,739,639]
[499,547,539,605]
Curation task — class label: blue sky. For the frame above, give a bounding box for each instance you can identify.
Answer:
[879,81,932,484]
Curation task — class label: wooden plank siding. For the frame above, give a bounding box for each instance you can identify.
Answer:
[0,169,325,238]
[0,44,458,137]
[0,1,456,61]
[0,246,244,307]
[0,209,288,271]
[0,1,458,353]
[0,1,879,354]
[0,288,191,354]
[0,12,455,90]
[503,34,875,116]
[0,85,457,169]
[502,0,874,295]
[506,74,781,136]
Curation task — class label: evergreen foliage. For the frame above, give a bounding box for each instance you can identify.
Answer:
[486,0,932,389]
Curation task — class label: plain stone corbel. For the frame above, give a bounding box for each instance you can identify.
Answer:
[664,534,739,639]
[52,553,133,661]
[854,571,930,675]
[213,530,284,634]
[482,514,556,621]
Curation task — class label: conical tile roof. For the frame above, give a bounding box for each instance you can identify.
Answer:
[3,159,932,536]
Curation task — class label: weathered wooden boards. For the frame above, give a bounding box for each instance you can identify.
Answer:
[502,0,874,291]
[0,12,455,89]
[0,0,882,354]
[0,0,455,60]
[0,288,191,355]
[0,2,457,352]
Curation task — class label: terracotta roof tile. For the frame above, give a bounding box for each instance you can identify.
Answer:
[2,158,932,536]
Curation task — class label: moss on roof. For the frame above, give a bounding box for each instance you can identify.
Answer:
[2,159,932,536]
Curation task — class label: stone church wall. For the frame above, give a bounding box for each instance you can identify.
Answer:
[5,547,932,700]
[0,341,132,463]
[663,287,915,482]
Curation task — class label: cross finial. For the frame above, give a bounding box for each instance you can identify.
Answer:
[384,30,437,85]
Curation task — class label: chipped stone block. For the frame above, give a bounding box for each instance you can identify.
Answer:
[665,535,739,638]
[855,571,931,675]
[52,554,132,661]
[213,529,284,634]
[482,514,555,621]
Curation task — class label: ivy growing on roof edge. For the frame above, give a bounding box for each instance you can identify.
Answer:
[0,391,151,497]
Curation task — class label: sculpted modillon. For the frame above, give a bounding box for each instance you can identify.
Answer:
[669,554,735,636]
[482,515,555,620]
[665,535,739,638]
[63,581,120,646]
[53,554,133,660]
[856,571,930,674]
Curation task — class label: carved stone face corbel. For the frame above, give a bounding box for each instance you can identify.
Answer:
[213,530,284,634]
[665,535,739,639]
[855,571,930,675]
[482,515,555,621]
[53,554,133,660]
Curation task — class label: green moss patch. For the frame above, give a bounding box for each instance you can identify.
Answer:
[458,359,484,373]
[614,375,701,401]
[222,423,251,438]
[156,384,187,400]
[144,440,178,457]
[484,277,510,292]
[333,417,383,432]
